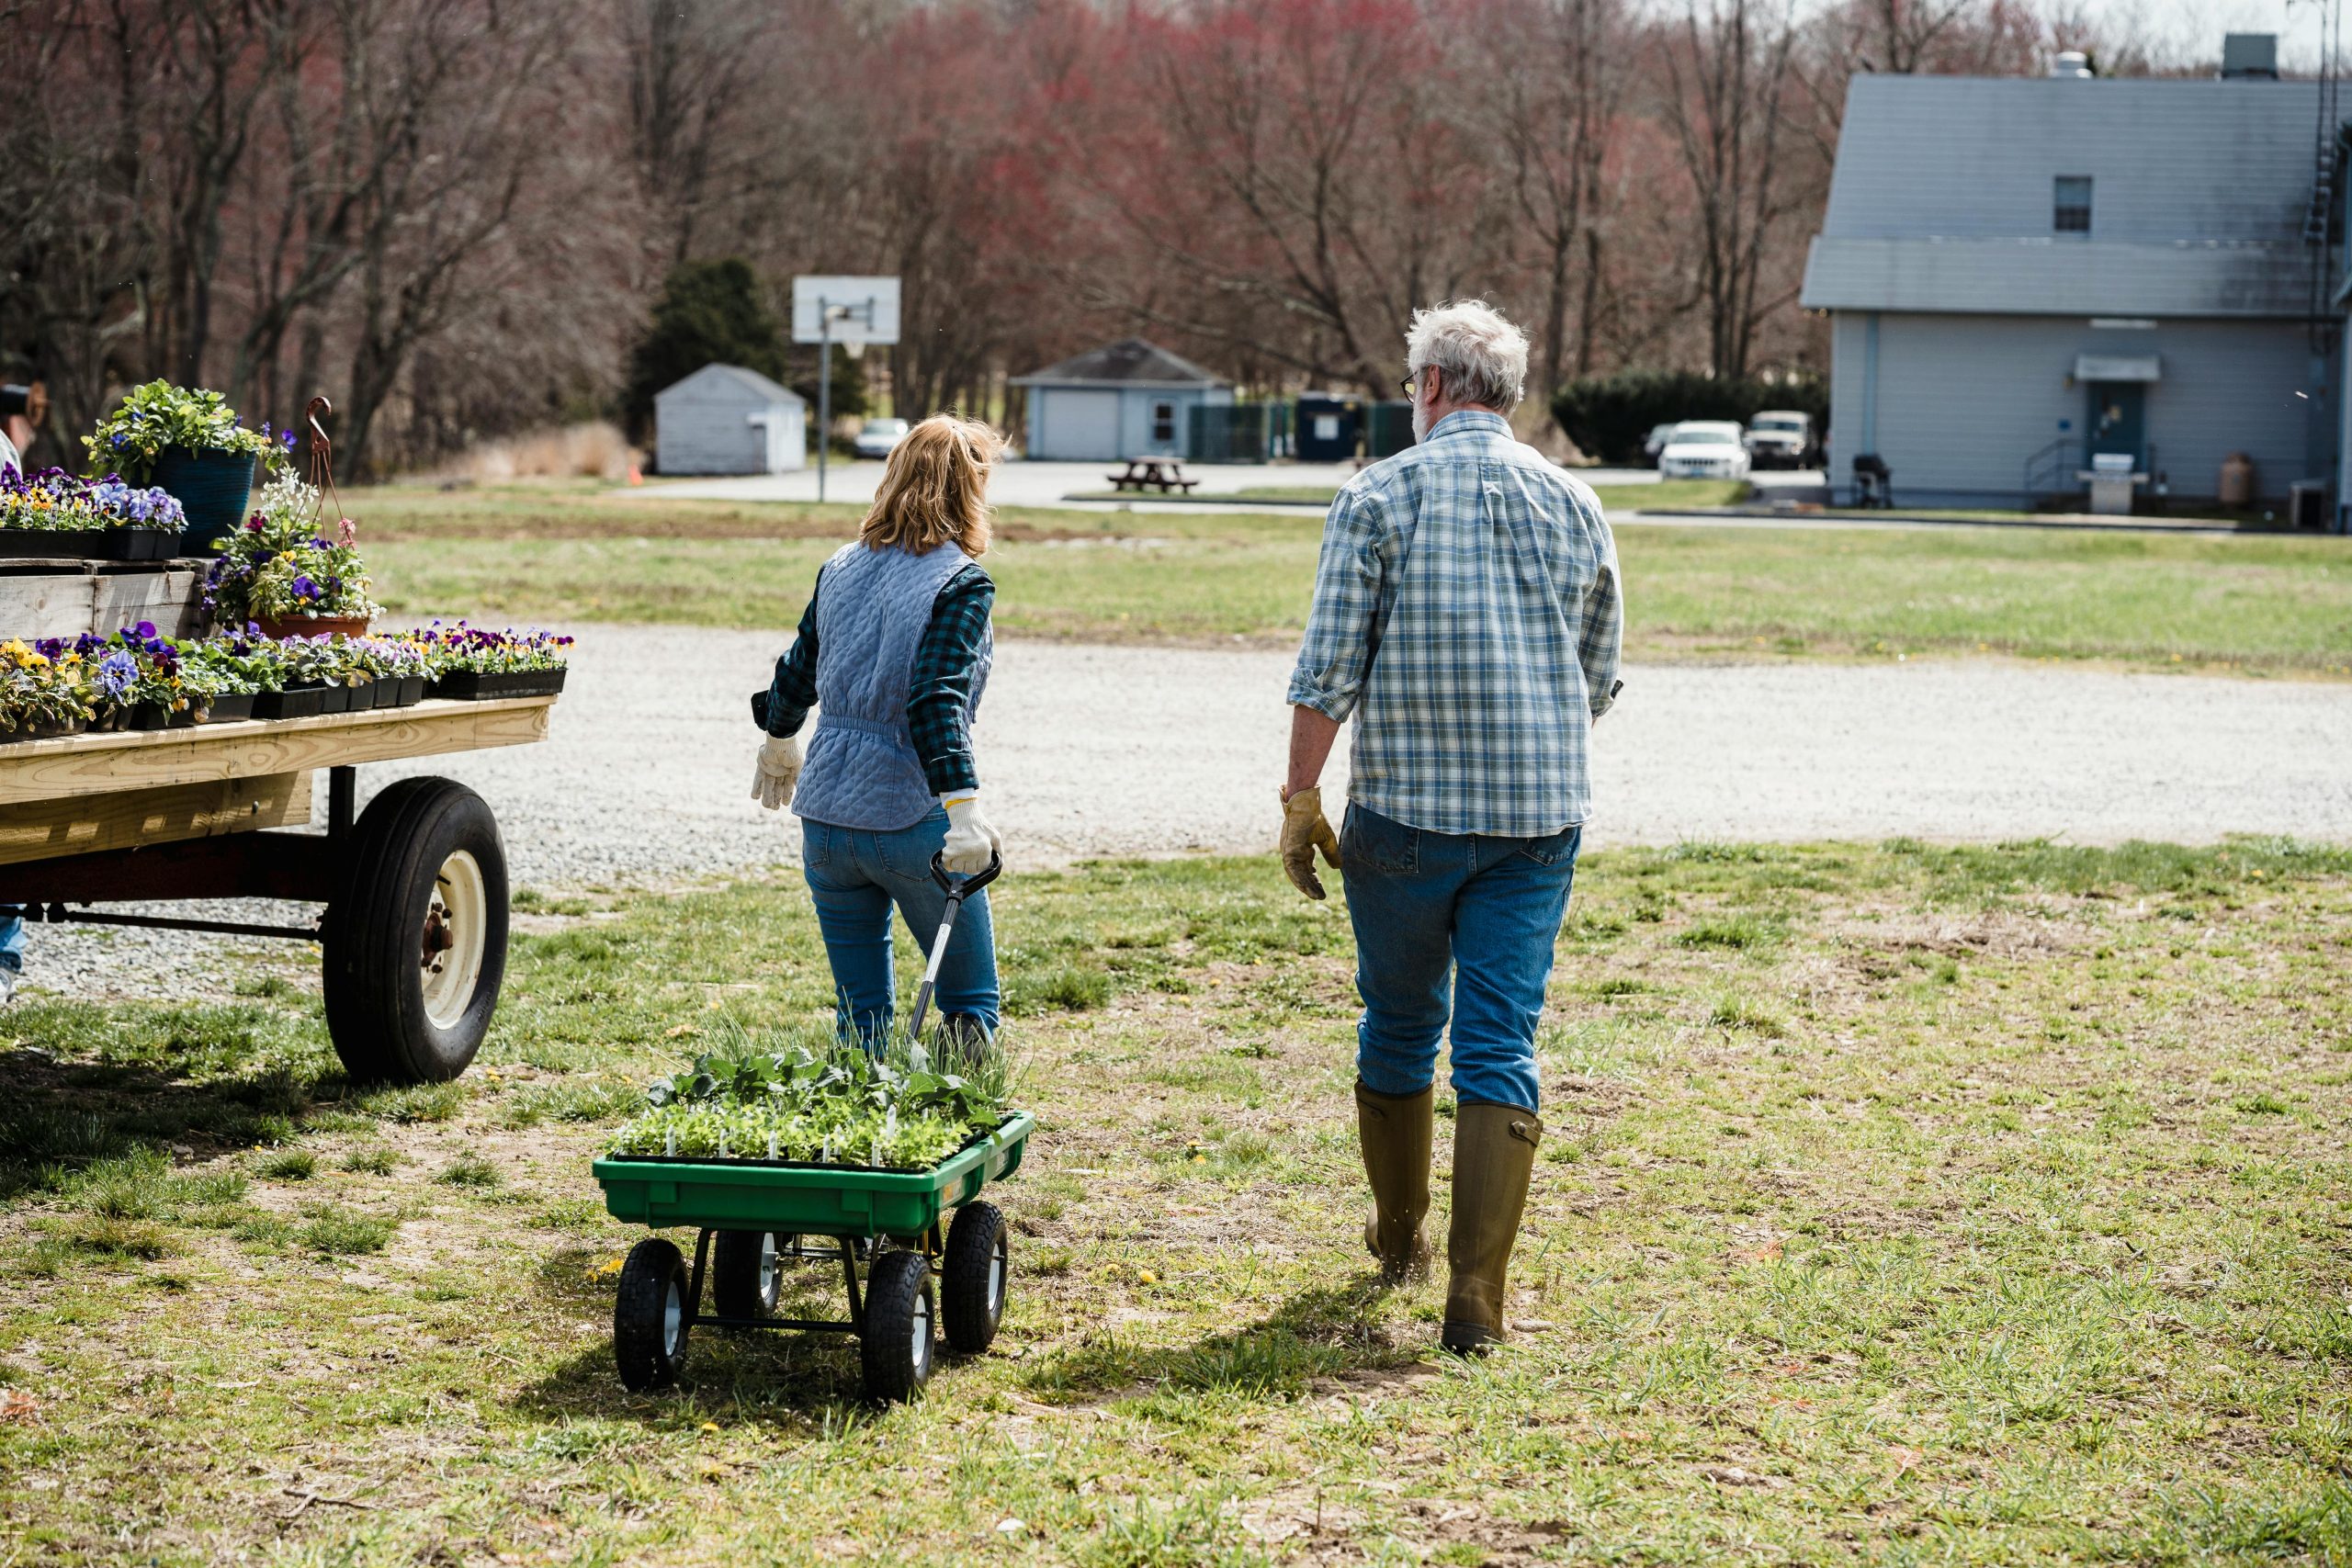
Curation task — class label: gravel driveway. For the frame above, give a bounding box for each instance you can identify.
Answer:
[18,626,2352,998]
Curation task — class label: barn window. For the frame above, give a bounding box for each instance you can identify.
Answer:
[2053,175,2093,235]
[1152,401,1177,444]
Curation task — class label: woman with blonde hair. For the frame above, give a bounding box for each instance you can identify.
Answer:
[751,413,1005,1049]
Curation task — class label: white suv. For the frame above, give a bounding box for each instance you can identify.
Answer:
[1657,421,1752,480]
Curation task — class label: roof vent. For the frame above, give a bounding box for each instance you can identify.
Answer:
[2221,33,2279,79]
[2049,50,2092,79]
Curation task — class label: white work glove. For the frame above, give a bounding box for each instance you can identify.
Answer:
[751,735,801,812]
[941,794,1002,875]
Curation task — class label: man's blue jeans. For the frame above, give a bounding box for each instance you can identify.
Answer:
[1340,805,1581,1113]
[802,806,1000,1046]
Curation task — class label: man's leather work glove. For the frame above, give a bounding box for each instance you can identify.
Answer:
[1279,786,1341,901]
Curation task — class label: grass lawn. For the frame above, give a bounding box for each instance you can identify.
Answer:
[354,483,2352,674]
[6,840,2352,1562]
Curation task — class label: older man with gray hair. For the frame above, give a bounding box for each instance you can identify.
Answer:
[1280,299,1621,1354]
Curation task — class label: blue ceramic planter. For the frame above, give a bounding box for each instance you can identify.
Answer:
[152,446,255,553]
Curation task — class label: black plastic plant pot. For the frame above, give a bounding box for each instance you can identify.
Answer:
[396,674,425,706]
[128,701,200,730]
[0,528,108,559]
[318,682,353,715]
[207,692,256,723]
[372,679,401,709]
[429,668,568,701]
[117,527,187,562]
[252,685,328,721]
[152,446,255,554]
[0,717,86,744]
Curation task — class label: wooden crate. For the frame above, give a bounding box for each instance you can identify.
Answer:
[0,560,209,641]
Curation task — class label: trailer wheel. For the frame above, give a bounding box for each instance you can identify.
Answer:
[323,776,510,1084]
[614,1237,691,1392]
[713,1230,783,1320]
[941,1201,1009,1354]
[860,1249,935,1403]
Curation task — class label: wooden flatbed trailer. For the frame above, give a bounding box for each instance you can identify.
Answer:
[0,692,558,1085]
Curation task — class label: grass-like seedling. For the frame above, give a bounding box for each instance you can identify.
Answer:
[606,1026,1016,1169]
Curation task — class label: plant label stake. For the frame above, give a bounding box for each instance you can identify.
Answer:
[905,851,1001,1044]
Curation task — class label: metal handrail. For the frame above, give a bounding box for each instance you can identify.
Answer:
[2021,434,2077,504]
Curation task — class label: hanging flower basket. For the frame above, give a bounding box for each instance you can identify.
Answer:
[254,612,371,640]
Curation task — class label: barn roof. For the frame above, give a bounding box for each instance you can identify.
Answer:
[657,363,804,405]
[1012,338,1227,388]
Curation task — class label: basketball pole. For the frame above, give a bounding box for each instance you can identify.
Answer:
[817,297,831,505]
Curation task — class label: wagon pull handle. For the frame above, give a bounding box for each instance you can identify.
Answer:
[906,851,1002,1043]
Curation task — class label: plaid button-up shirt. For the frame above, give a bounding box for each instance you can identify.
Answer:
[1287,409,1621,838]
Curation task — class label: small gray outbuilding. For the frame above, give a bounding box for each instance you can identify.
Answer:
[1011,338,1233,461]
[654,364,808,475]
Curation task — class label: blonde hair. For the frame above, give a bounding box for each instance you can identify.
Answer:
[859,413,1003,557]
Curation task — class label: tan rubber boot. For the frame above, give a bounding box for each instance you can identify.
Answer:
[1442,1101,1543,1354]
[1354,1081,1433,1282]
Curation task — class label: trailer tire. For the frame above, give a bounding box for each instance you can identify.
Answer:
[323,776,509,1084]
[860,1248,935,1403]
[713,1230,783,1320]
[614,1237,691,1392]
[941,1201,1009,1355]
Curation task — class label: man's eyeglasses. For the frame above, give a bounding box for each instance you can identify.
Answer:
[1399,372,1420,398]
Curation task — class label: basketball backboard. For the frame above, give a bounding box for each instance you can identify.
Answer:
[792,276,900,345]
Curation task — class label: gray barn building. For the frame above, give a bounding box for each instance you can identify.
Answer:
[1012,339,1233,461]
[654,364,808,476]
[1802,44,2345,516]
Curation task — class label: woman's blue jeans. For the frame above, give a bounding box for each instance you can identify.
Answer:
[1339,804,1581,1113]
[802,806,1000,1046]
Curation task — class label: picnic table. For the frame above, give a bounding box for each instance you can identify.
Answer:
[1106,457,1197,494]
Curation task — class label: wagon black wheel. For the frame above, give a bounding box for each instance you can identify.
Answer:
[860,1249,935,1403]
[322,776,510,1084]
[614,1238,691,1392]
[712,1230,783,1320]
[941,1201,1009,1355]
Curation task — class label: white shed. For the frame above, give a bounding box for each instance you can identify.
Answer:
[654,364,808,475]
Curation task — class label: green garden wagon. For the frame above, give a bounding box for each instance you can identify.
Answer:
[594,1111,1035,1402]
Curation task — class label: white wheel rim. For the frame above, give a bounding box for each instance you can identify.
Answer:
[759,1233,779,1309]
[419,850,489,1032]
[662,1277,684,1356]
[988,1237,1006,1316]
[912,1290,932,1369]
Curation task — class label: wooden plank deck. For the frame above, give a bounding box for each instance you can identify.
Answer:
[0,695,556,807]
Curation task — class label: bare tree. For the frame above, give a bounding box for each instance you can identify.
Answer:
[1657,0,1803,379]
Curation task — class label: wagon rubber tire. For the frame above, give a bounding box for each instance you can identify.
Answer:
[713,1230,783,1320]
[860,1248,936,1403]
[941,1201,1009,1355]
[614,1237,691,1392]
[322,776,510,1084]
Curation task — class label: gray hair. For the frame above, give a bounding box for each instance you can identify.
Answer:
[1405,299,1529,412]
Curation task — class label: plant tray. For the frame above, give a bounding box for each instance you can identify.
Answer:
[252,685,328,721]
[0,527,185,560]
[429,668,567,701]
[393,674,425,706]
[0,718,86,743]
[592,1111,1034,1238]
[129,702,202,730]
[207,692,255,723]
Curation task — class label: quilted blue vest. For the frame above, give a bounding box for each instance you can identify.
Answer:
[792,539,991,830]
